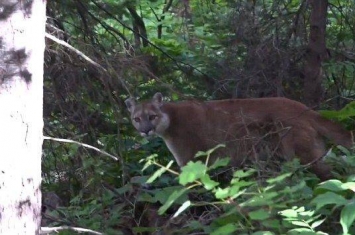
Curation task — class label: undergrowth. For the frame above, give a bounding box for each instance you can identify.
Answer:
[42,145,355,235]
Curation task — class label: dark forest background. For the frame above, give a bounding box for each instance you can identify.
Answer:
[42,1,355,234]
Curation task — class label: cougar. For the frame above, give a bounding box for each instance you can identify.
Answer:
[126,92,352,180]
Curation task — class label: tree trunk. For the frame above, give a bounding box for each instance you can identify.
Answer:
[303,0,328,107]
[0,0,46,234]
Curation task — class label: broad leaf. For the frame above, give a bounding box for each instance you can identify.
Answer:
[208,157,230,170]
[311,192,348,211]
[233,169,256,178]
[316,179,355,192]
[179,161,207,185]
[158,188,188,215]
[215,187,230,199]
[311,218,326,229]
[266,172,292,184]
[248,209,270,220]
[201,174,219,190]
[210,223,237,235]
[340,201,355,234]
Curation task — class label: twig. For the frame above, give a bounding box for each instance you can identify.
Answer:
[40,226,103,235]
[239,110,258,161]
[43,136,119,161]
[152,161,180,176]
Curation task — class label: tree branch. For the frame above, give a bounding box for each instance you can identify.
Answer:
[45,33,106,72]
[43,136,119,161]
[90,0,213,80]
[127,5,149,47]
[158,0,174,39]
[40,226,103,235]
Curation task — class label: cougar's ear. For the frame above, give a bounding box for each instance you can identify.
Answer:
[152,92,163,106]
[125,97,136,113]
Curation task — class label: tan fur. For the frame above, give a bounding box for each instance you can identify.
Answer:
[126,93,353,180]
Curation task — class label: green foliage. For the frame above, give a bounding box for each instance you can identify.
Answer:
[312,180,355,235]
[320,101,355,122]
[130,146,355,234]
[179,161,208,185]
[279,206,326,235]
[43,0,355,234]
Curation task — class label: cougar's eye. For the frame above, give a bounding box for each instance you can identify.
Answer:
[149,115,158,121]
[133,117,141,122]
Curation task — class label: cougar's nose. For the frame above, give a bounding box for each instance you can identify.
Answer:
[140,127,154,137]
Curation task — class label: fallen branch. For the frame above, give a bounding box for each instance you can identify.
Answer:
[43,136,119,161]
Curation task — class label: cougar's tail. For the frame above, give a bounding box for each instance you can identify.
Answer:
[314,113,353,148]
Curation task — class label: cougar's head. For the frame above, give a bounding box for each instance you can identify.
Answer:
[125,92,170,137]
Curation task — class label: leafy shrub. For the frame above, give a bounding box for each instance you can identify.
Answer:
[42,143,355,234]
[137,146,355,235]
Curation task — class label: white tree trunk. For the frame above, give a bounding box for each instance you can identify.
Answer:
[0,0,47,234]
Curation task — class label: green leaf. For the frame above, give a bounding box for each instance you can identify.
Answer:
[316,179,343,191]
[261,219,281,229]
[266,172,292,184]
[201,174,219,190]
[252,232,275,235]
[248,209,270,220]
[146,160,174,183]
[154,186,188,204]
[229,185,248,199]
[210,223,237,235]
[194,151,208,158]
[316,179,355,192]
[233,169,256,178]
[173,200,191,218]
[284,180,308,194]
[171,93,179,101]
[206,144,226,155]
[320,101,355,121]
[141,154,158,171]
[286,228,317,235]
[242,192,278,207]
[311,218,326,229]
[215,187,230,199]
[340,201,355,234]
[342,182,355,192]
[194,144,225,159]
[337,145,351,156]
[291,221,310,227]
[158,188,188,215]
[279,208,298,218]
[137,192,157,203]
[179,161,207,185]
[311,192,348,211]
[208,157,230,170]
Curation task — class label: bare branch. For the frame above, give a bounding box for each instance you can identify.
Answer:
[45,33,106,72]
[43,136,119,161]
[40,226,103,235]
